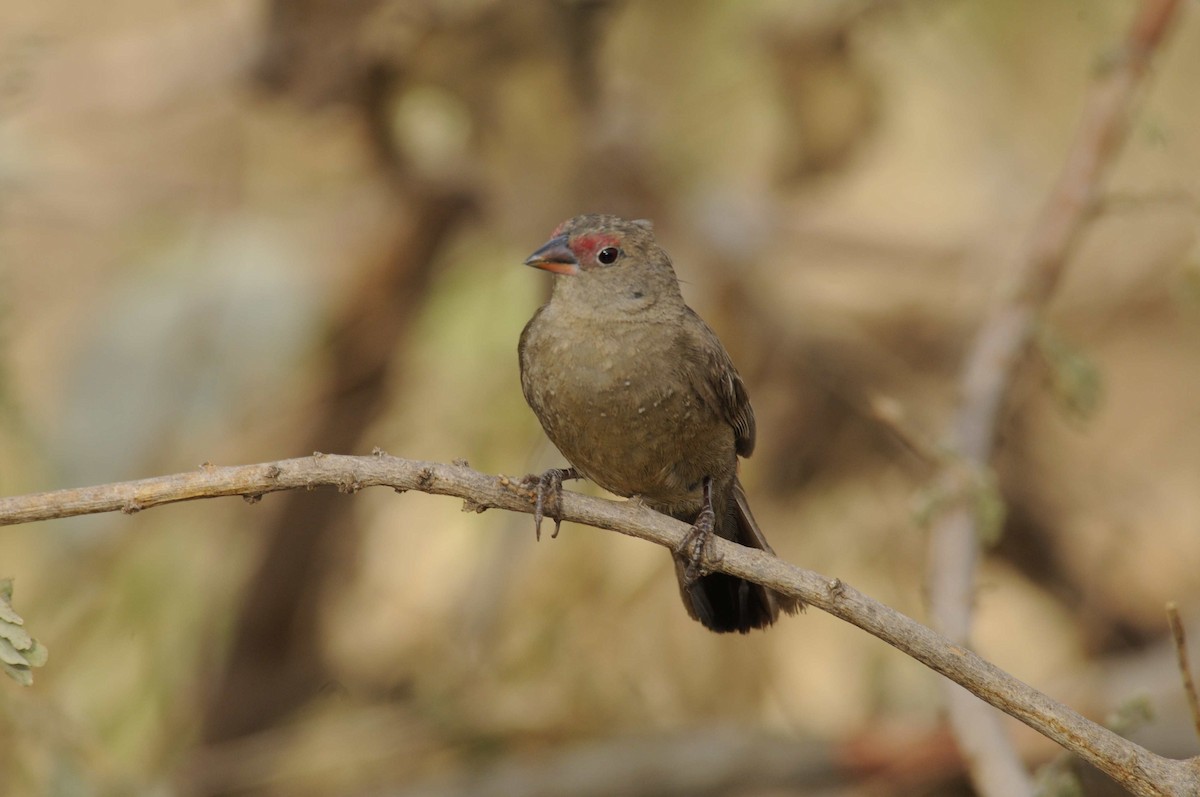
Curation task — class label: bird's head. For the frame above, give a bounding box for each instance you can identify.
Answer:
[524,214,682,312]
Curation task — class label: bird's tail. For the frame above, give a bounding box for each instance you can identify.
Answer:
[675,478,803,633]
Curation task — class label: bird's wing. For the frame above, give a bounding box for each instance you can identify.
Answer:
[682,307,756,458]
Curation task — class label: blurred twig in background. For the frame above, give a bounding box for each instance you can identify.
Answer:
[1166,603,1200,744]
[199,0,486,752]
[199,190,475,746]
[925,1,1184,795]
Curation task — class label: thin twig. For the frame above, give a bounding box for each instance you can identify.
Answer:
[1167,603,1200,744]
[925,2,1185,795]
[866,394,944,468]
[1,454,1197,796]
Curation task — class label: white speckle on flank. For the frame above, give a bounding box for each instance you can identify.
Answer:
[624,380,631,387]
[638,407,646,414]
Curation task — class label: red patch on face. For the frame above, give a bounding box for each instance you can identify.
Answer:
[572,232,621,261]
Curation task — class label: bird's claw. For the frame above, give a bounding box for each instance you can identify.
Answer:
[676,507,722,585]
[521,467,581,541]
[675,477,722,585]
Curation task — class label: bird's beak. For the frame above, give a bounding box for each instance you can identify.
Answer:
[524,235,578,275]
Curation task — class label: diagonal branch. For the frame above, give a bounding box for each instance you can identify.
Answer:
[926,1,1185,794]
[1,453,1197,796]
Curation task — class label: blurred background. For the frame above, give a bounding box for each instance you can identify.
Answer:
[2,0,1199,795]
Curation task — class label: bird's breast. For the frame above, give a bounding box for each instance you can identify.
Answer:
[521,311,733,510]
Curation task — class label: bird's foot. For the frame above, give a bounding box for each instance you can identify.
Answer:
[675,477,722,585]
[521,467,581,541]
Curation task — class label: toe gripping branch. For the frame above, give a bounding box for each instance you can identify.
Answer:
[523,467,581,540]
[675,476,722,585]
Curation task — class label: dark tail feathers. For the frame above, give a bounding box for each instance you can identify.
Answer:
[675,478,802,633]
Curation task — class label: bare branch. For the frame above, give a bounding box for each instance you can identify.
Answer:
[926,2,1186,794]
[1,453,1197,796]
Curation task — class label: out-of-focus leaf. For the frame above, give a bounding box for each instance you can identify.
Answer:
[22,639,49,668]
[0,597,21,624]
[0,617,32,649]
[1035,756,1084,797]
[972,466,1007,546]
[1036,324,1104,421]
[911,464,1006,546]
[0,636,27,665]
[3,663,32,687]
[1106,694,1154,735]
[0,578,48,685]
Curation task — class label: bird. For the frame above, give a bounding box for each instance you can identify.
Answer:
[517,213,801,633]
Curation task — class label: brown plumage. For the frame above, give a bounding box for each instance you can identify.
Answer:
[518,214,801,632]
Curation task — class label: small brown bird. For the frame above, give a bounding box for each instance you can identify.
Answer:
[518,214,801,633]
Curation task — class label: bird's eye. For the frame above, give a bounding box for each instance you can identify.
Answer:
[597,247,620,265]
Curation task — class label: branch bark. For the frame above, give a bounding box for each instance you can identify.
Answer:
[1,453,1197,796]
[926,2,1185,794]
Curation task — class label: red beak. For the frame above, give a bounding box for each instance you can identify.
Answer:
[524,235,579,275]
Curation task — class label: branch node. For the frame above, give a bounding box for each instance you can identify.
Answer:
[242,493,263,505]
[200,461,216,472]
[452,458,469,467]
[498,474,534,501]
[371,446,386,457]
[826,577,846,599]
[417,467,434,488]
[312,451,325,458]
[264,465,282,480]
[121,500,143,515]
[461,498,487,514]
